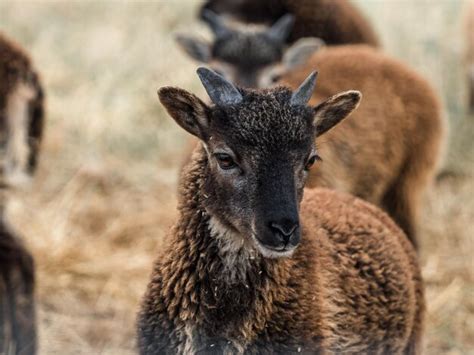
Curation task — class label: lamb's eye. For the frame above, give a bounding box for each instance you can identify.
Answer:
[215,153,237,170]
[304,155,321,171]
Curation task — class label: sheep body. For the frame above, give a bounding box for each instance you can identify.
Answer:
[201,0,380,47]
[138,147,423,354]
[280,45,446,247]
[0,32,45,183]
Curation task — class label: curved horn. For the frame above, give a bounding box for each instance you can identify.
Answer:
[267,14,295,43]
[290,71,318,106]
[201,9,231,38]
[197,67,243,106]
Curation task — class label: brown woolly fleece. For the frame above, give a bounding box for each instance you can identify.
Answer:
[201,0,380,47]
[279,45,445,248]
[138,147,423,354]
[0,220,36,354]
[0,32,45,174]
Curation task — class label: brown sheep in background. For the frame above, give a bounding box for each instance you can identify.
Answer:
[0,32,41,355]
[200,0,380,47]
[279,45,445,249]
[138,68,424,354]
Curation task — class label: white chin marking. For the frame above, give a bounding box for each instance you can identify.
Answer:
[253,239,296,259]
[208,216,257,283]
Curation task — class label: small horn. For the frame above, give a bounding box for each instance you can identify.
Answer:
[201,9,231,38]
[267,14,295,43]
[197,67,243,106]
[290,71,318,106]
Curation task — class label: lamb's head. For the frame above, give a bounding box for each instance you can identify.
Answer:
[176,10,324,88]
[159,68,361,258]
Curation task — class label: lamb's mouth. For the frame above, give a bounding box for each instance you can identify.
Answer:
[251,234,297,259]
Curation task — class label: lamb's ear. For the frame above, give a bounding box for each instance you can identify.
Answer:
[313,90,362,137]
[158,87,210,140]
[175,34,211,63]
[283,37,325,71]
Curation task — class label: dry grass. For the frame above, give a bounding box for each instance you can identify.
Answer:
[0,1,472,354]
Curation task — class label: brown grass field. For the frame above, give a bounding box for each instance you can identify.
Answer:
[0,0,473,354]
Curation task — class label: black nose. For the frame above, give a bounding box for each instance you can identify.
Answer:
[269,220,299,244]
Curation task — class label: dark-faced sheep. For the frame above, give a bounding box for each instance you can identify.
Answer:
[0,32,45,186]
[176,9,375,88]
[200,0,380,47]
[137,68,424,354]
[177,10,309,88]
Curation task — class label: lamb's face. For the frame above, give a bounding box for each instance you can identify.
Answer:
[200,90,316,257]
[158,68,361,258]
[176,11,324,88]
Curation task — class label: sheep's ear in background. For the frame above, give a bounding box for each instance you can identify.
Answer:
[158,87,211,140]
[201,9,232,38]
[313,90,362,137]
[266,14,295,43]
[175,34,211,63]
[283,37,325,71]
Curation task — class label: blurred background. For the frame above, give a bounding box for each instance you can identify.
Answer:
[0,0,472,353]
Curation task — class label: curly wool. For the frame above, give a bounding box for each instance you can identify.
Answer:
[212,87,314,148]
